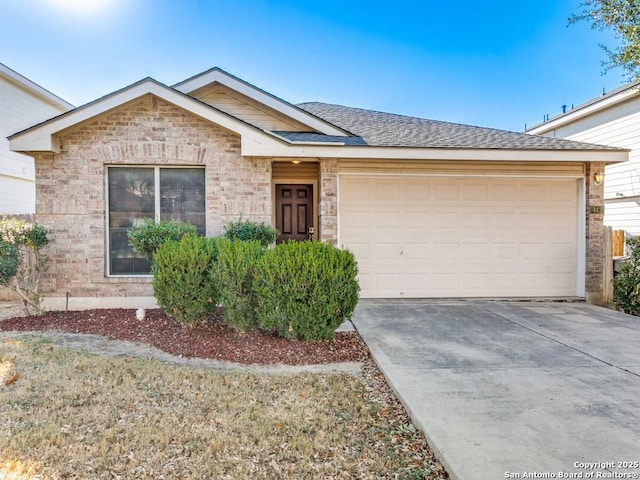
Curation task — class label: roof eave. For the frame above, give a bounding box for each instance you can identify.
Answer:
[0,63,74,111]
[241,139,629,163]
[527,83,640,134]
[9,78,277,154]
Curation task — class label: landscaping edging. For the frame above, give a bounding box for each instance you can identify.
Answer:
[0,330,363,375]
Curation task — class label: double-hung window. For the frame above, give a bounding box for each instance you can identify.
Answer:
[107,166,206,275]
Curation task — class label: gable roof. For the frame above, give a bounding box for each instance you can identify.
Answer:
[298,102,623,151]
[9,77,282,152]
[0,62,74,111]
[7,67,628,164]
[173,67,350,137]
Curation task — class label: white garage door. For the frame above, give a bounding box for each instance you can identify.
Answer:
[339,176,580,298]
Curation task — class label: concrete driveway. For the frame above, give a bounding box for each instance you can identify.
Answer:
[352,299,640,480]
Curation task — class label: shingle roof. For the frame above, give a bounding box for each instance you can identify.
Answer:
[296,102,622,151]
[271,131,367,145]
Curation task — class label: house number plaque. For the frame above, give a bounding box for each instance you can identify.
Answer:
[589,205,603,215]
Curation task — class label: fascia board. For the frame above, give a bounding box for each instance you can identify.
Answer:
[10,80,271,153]
[174,68,349,137]
[241,137,629,164]
[0,63,74,111]
[528,86,640,135]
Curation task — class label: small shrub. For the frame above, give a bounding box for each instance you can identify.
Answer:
[152,235,220,325]
[212,239,266,332]
[0,217,49,315]
[223,219,279,247]
[614,235,640,316]
[253,241,360,340]
[127,219,198,264]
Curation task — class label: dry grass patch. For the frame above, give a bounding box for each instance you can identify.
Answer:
[0,337,446,479]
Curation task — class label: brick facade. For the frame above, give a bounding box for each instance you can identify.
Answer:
[585,161,607,304]
[35,95,271,298]
[29,94,609,304]
[319,159,338,244]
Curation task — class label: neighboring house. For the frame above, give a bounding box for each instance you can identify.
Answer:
[9,67,627,306]
[527,82,640,235]
[0,63,73,215]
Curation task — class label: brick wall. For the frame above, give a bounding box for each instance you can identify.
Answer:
[585,161,607,304]
[319,159,338,244]
[34,95,271,298]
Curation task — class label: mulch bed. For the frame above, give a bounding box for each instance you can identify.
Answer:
[0,308,369,366]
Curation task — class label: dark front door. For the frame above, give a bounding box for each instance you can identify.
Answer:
[275,184,313,243]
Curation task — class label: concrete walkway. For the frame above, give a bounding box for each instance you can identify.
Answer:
[352,299,640,480]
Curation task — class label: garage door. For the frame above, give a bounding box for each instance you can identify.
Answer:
[339,176,580,298]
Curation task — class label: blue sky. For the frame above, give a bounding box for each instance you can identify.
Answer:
[0,0,628,132]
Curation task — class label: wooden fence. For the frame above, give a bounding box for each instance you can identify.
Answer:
[612,229,626,257]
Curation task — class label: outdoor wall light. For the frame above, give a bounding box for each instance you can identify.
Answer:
[291,160,301,164]
[594,172,604,186]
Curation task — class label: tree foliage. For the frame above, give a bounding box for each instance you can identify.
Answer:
[569,0,640,79]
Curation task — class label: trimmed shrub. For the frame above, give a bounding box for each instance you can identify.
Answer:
[223,219,279,247]
[212,239,266,332]
[152,235,220,325]
[127,219,198,264]
[614,235,640,316]
[253,241,360,340]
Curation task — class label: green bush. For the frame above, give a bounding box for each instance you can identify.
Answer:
[223,219,279,247]
[0,239,19,280]
[127,219,198,264]
[252,241,360,340]
[0,218,49,315]
[614,235,640,316]
[212,239,266,332]
[152,235,220,325]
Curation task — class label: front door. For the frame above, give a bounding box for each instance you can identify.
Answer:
[275,184,313,243]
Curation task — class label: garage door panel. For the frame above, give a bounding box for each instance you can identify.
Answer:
[374,180,401,200]
[461,212,489,229]
[490,212,519,229]
[435,183,460,200]
[402,244,432,260]
[341,178,371,202]
[460,244,491,259]
[357,273,371,293]
[491,184,518,201]
[341,210,371,228]
[431,211,461,229]
[520,185,545,201]
[339,176,579,298]
[372,244,401,260]
[373,274,401,296]
[549,244,575,259]
[428,243,459,260]
[548,183,576,201]
[346,243,371,262]
[491,243,518,259]
[405,181,431,201]
[549,273,574,289]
